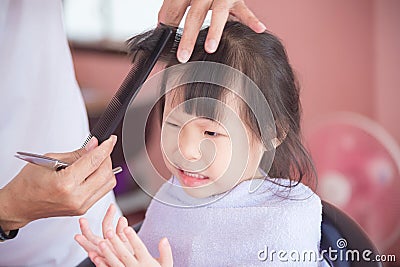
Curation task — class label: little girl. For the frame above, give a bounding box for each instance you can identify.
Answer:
[76,22,323,266]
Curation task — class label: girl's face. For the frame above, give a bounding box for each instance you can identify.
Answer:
[161,91,265,198]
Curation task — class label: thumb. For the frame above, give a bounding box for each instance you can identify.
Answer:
[84,137,99,152]
[43,137,99,164]
[66,135,117,183]
[158,237,173,267]
[68,137,99,163]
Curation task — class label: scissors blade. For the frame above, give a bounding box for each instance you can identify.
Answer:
[15,151,69,171]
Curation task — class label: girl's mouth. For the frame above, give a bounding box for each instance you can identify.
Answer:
[178,169,210,187]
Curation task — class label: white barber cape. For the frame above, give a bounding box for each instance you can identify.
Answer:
[0,0,121,266]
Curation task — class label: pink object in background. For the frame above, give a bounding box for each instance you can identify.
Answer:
[307,112,400,255]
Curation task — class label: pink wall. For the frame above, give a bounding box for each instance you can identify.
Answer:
[374,0,400,145]
[246,0,399,143]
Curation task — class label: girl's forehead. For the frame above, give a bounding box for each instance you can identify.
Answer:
[163,89,242,112]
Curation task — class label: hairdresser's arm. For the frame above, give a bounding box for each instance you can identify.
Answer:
[158,0,266,63]
[0,136,117,232]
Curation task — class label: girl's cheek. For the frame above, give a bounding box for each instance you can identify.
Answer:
[213,146,232,178]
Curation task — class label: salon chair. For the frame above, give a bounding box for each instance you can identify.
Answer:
[320,200,382,266]
[77,200,382,267]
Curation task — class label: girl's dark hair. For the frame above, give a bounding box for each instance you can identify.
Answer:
[127,21,317,189]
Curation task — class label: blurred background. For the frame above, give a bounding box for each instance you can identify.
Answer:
[63,0,399,264]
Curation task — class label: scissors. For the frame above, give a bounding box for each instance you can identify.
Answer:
[15,151,123,174]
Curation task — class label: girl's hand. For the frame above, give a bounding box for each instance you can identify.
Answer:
[75,204,173,267]
[93,227,173,267]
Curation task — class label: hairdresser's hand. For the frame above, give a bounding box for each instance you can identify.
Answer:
[0,136,117,232]
[75,204,173,267]
[158,0,266,63]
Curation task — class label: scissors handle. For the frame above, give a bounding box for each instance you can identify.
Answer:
[15,151,123,174]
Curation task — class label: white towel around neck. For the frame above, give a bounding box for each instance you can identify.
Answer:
[138,177,323,266]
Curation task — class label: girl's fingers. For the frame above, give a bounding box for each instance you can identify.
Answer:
[88,251,103,265]
[124,226,150,261]
[75,234,101,254]
[106,230,137,265]
[158,237,173,267]
[116,217,133,252]
[99,240,124,267]
[117,218,134,254]
[79,218,102,245]
[105,238,118,255]
[116,216,129,234]
[102,204,116,238]
[230,1,266,33]
[92,255,110,267]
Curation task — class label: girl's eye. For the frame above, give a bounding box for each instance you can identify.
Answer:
[165,121,179,128]
[204,131,219,137]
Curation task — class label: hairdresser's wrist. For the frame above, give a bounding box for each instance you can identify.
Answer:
[0,187,27,232]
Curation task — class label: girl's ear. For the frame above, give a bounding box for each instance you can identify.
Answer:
[260,133,287,151]
[271,121,289,149]
[271,137,284,148]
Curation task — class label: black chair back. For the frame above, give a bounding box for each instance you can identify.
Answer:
[320,200,383,267]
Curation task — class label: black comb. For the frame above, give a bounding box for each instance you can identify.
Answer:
[82,26,174,146]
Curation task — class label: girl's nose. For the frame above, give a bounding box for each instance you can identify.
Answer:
[178,126,202,161]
